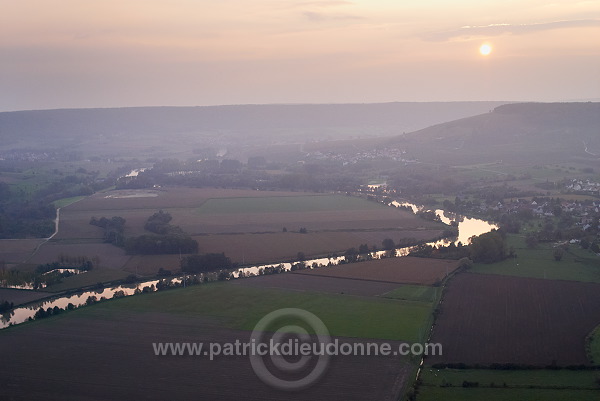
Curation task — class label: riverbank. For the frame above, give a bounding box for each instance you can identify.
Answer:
[1,198,497,329]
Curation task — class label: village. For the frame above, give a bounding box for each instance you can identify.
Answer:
[565,178,600,196]
[304,147,413,165]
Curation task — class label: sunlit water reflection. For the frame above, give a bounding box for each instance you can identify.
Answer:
[1,200,496,329]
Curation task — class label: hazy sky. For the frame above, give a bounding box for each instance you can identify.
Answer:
[2,0,599,111]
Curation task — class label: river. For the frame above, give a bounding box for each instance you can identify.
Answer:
[1,199,497,329]
[392,201,498,246]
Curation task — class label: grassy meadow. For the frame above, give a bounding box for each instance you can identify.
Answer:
[52,195,85,208]
[417,368,600,401]
[416,386,600,401]
[196,194,385,214]
[91,282,434,342]
[471,234,600,283]
[381,285,439,303]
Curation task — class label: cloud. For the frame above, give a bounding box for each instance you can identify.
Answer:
[302,11,363,22]
[422,19,600,41]
[296,1,354,7]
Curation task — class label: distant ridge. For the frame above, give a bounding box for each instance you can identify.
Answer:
[0,102,507,145]
[386,102,600,165]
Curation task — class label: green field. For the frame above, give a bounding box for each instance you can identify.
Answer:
[89,282,433,342]
[5,170,54,198]
[450,162,600,200]
[471,234,600,283]
[381,285,439,303]
[416,387,600,401]
[4,161,126,200]
[417,368,600,401]
[421,368,600,388]
[52,196,85,208]
[196,194,384,215]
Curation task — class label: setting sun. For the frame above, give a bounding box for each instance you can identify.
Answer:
[479,43,492,56]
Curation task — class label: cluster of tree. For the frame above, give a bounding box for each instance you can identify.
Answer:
[358,243,373,254]
[553,247,565,261]
[247,156,267,169]
[0,159,122,239]
[0,213,55,238]
[343,248,360,263]
[256,264,287,276]
[497,214,521,234]
[34,304,73,320]
[35,259,94,274]
[382,238,396,250]
[522,212,591,250]
[144,210,176,235]
[536,219,568,242]
[582,239,600,253]
[57,254,100,267]
[124,211,198,254]
[388,166,463,197]
[386,237,425,250]
[342,238,430,263]
[117,159,364,193]
[124,234,198,255]
[341,238,437,262]
[341,241,399,263]
[388,165,529,203]
[289,261,308,271]
[416,210,441,222]
[180,253,234,273]
[580,238,591,250]
[36,173,101,199]
[395,204,414,212]
[479,186,532,203]
[86,295,100,305]
[525,237,577,262]
[469,230,509,263]
[409,242,470,260]
[20,266,86,288]
[157,267,172,277]
[33,270,74,288]
[0,268,36,288]
[90,216,126,246]
[0,182,56,238]
[90,211,195,255]
[0,299,14,313]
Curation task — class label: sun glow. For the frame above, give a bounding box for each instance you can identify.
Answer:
[479,43,492,56]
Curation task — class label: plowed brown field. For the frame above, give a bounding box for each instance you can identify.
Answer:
[296,257,458,285]
[429,273,600,366]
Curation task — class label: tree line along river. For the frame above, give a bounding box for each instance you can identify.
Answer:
[0,200,497,329]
